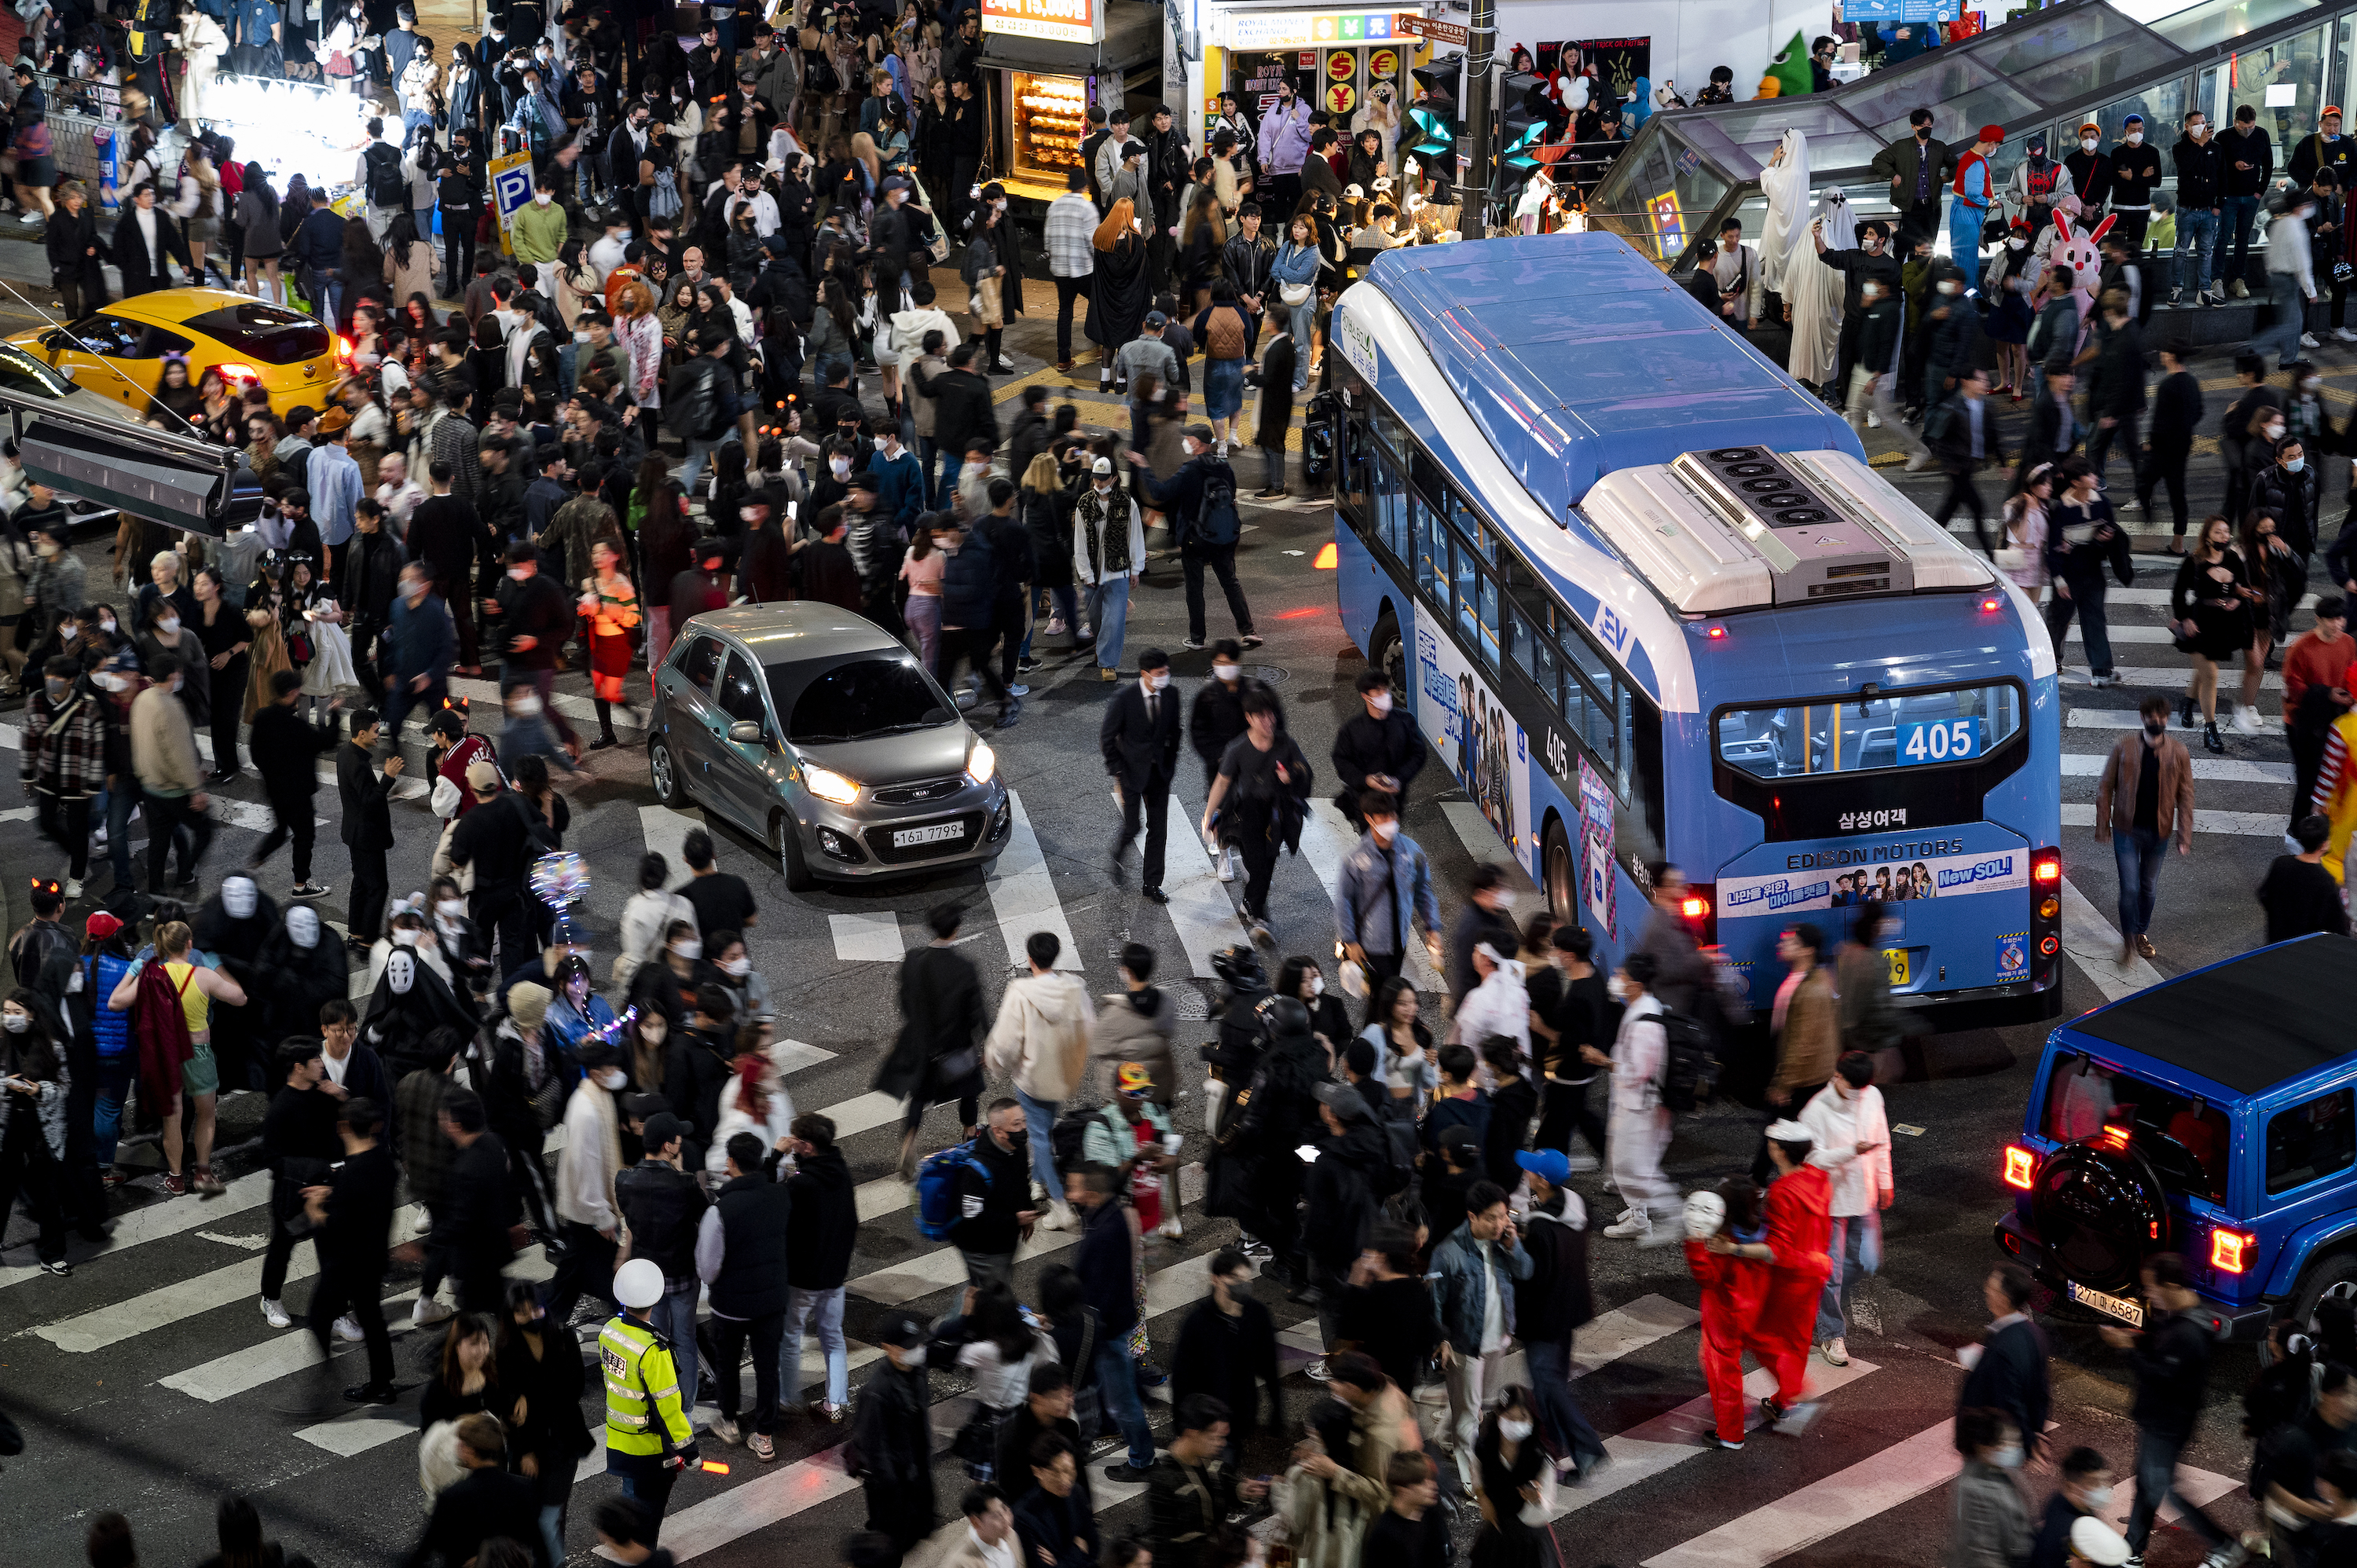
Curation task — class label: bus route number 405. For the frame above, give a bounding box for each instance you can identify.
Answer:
[1898,716,1979,766]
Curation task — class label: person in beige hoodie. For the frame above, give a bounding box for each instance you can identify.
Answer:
[130,652,213,892]
[986,929,1094,1230]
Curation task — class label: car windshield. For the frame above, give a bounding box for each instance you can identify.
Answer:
[0,343,72,398]
[779,656,955,744]
[2044,1054,2229,1203]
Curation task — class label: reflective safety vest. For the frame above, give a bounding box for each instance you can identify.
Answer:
[599,1312,694,1467]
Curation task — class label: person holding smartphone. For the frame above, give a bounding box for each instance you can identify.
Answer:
[1795,1051,1893,1370]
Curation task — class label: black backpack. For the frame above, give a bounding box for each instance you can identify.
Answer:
[1049,1105,1105,1172]
[1655,1006,1720,1114]
[1190,460,1241,547]
[665,358,721,441]
[364,141,407,209]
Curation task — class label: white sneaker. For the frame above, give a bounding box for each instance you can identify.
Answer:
[261,1297,291,1329]
[333,1313,364,1343]
[1215,847,1235,882]
[2302,332,2322,348]
[1866,411,1882,429]
[1008,683,1030,697]
[88,830,105,852]
[1601,1214,1653,1240]
[710,1414,742,1445]
[2234,705,2264,735]
[64,877,81,899]
[15,211,38,225]
[411,1296,454,1328]
[1903,453,1936,473]
[1155,1217,1183,1240]
[2337,328,2357,343]
[1822,1336,1849,1366]
[1040,1200,1077,1231]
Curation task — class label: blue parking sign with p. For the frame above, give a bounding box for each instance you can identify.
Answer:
[488,152,535,253]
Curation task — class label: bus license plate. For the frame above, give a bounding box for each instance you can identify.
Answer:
[894,822,966,848]
[1885,948,1910,986]
[2067,1280,2144,1328]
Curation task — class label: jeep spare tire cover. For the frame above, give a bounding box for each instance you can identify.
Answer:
[2029,1135,2172,1295]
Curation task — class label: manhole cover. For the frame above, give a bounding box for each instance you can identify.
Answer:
[1245,664,1291,685]
[1173,985,1211,1021]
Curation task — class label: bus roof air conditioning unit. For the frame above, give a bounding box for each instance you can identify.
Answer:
[1569,447,1993,614]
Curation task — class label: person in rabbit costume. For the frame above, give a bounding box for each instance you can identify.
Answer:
[2049,207,2113,356]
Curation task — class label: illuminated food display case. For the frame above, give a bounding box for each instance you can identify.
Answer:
[1011,71,1089,188]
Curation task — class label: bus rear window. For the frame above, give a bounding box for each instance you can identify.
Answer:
[1717,682,2024,780]
[2043,1054,2228,1203]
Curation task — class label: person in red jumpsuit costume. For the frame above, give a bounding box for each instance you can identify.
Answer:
[1682,1180,1771,1449]
[1705,1120,1835,1428]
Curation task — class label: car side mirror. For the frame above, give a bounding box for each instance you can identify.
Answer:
[38,330,68,352]
[728,720,765,746]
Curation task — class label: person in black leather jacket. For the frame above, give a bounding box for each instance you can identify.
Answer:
[2098,1252,2238,1562]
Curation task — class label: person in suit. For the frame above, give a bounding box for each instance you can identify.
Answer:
[1100,647,1182,903]
[1959,1261,2051,1459]
[874,901,990,1181]
[338,707,402,949]
[111,180,190,297]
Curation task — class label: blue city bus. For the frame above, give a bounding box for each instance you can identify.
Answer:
[1325,233,2064,1034]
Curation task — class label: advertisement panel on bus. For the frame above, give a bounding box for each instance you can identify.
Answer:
[1413,603,1535,877]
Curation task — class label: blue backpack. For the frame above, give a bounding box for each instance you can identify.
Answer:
[914,1141,990,1241]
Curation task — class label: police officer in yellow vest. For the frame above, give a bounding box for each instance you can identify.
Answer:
[602,1257,699,1542]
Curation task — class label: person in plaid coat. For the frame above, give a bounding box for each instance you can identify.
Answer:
[20,654,105,894]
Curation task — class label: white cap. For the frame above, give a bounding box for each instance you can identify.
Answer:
[1765,1119,1816,1145]
[2069,1518,2130,1567]
[614,1257,665,1310]
[1091,456,1114,475]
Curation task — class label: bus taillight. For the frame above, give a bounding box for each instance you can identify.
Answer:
[1678,885,1716,946]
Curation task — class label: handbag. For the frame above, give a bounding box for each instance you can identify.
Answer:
[1279,279,1312,307]
[1516,1460,1559,1526]
[1992,545,2028,572]
[932,1044,978,1090]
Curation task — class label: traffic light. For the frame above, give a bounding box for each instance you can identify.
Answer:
[1406,60,1460,181]
[1499,71,1549,178]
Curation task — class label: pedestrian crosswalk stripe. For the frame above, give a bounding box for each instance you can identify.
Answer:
[1163,771,1248,978]
[35,1202,422,1354]
[2059,803,2289,835]
[2058,753,2295,783]
[1570,1295,1705,1376]
[846,1225,1083,1306]
[1549,1357,1879,1518]
[0,1169,272,1291]
[2066,665,2283,691]
[2058,876,2165,1003]
[1440,801,1537,892]
[2068,708,2282,735]
[1641,1417,1959,1568]
[830,910,905,961]
[450,676,640,736]
[2061,625,2179,643]
[982,789,1083,971]
[814,1090,907,1143]
[594,1446,863,1563]
[640,803,709,881]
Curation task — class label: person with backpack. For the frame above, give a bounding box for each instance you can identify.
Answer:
[355,115,408,242]
[937,1097,1038,1290]
[985,932,1094,1230]
[666,328,736,494]
[1596,952,1682,1246]
[1303,1079,1395,1351]
[1126,424,1259,652]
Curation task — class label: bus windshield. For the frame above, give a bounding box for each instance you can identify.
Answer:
[1716,682,2024,780]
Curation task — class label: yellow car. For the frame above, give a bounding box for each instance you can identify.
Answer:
[9,287,344,422]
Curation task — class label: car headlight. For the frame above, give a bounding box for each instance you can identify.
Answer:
[803,764,860,804]
[966,740,996,786]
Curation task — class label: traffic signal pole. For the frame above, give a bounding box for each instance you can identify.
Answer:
[1462,0,1494,238]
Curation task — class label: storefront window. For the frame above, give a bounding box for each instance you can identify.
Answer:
[2223,24,2329,152]
[2334,13,2356,119]
[1008,71,1089,191]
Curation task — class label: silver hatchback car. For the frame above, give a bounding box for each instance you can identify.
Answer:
[647,605,1012,889]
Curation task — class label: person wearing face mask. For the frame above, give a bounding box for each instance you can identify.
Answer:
[1200,689,1311,937]
[1444,863,1523,1008]
[337,708,403,951]
[2261,186,2322,372]
[1129,422,1260,652]
[1099,648,1182,903]
[1957,1261,2052,1466]
[2041,456,2133,687]
[1794,1050,1891,1371]
[2005,134,2066,237]
[2027,1449,2120,1568]
[128,652,212,895]
[1868,108,1952,252]
[2169,112,2226,308]
[1948,124,2005,275]
[1843,274,1934,471]
[0,988,70,1273]
[2063,120,2113,214]
[852,1313,937,1561]
[1468,1384,1564,1560]
[20,654,102,900]
[544,1036,629,1326]
[1336,791,1440,1021]
[1072,456,1146,680]
[2102,115,2161,251]
[1948,1406,2034,1568]
[1329,668,1424,831]
[192,872,281,1094]
[2095,694,2194,964]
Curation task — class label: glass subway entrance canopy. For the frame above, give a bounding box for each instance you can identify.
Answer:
[1594,0,2345,266]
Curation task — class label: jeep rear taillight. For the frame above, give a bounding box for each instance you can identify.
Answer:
[2003,1145,2036,1190]
[2212,1228,2257,1274]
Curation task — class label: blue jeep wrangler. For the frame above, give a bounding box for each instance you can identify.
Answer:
[1994,934,2357,1339]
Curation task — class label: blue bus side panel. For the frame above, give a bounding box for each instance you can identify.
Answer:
[1335,518,1386,654]
[1717,823,2033,1004]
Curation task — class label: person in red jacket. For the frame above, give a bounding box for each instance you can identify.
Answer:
[1708,1120,1834,1427]
[1683,1181,1770,1450]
